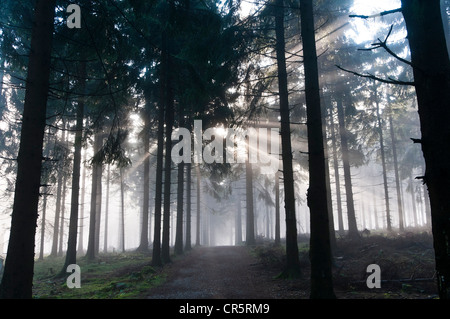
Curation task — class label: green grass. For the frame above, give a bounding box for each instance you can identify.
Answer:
[32,252,167,299]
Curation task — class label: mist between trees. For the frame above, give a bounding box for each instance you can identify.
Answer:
[0,0,448,299]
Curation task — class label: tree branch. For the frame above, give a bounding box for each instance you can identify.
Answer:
[335,65,415,86]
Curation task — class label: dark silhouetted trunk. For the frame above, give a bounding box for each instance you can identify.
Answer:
[78,150,87,253]
[195,164,201,246]
[0,0,56,298]
[185,162,192,250]
[137,103,150,253]
[104,164,110,252]
[62,61,86,271]
[300,0,335,298]
[401,0,450,299]
[85,132,102,260]
[119,167,125,252]
[175,104,185,255]
[274,0,300,277]
[274,171,281,245]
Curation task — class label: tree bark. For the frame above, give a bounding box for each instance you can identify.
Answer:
[62,61,86,271]
[274,0,301,277]
[299,0,335,298]
[274,171,281,246]
[401,0,450,299]
[329,110,344,234]
[0,0,56,298]
[174,104,185,255]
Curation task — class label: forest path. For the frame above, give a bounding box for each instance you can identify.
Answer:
[145,246,286,299]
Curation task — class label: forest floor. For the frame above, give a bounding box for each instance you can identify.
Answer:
[31,230,438,299]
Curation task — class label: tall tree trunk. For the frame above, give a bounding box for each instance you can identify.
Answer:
[388,107,404,231]
[161,77,174,264]
[185,162,192,250]
[401,0,450,299]
[330,110,344,235]
[38,186,48,261]
[299,0,335,298]
[85,132,102,260]
[58,172,67,256]
[119,167,125,252]
[78,149,87,253]
[152,100,164,266]
[195,164,201,246]
[137,103,150,253]
[274,171,281,246]
[409,174,418,227]
[235,193,243,245]
[0,0,56,298]
[94,152,103,255]
[245,159,255,246]
[274,0,300,277]
[374,88,392,231]
[104,164,110,252]
[50,128,66,257]
[336,96,359,238]
[62,61,86,271]
[174,104,185,255]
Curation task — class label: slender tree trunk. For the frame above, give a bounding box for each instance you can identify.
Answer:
[39,187,48,261]
[401,0,450,298]
[152,101,164,266]
[274,0,300,277]
[388,108,404,231]
[119,166,125,252]
[185,162,192,250]
[235,194,243,245]
[0,0,56,298]
[62,61,86,271]
[94,152,103,255]
[245,159,255,246]
[336,96,359,238]
[409,174,418,227]
[274,171,281,246]
[299,0,335,298]
[50,129,65,257]
[104,164,110,252]
[374,88,392,231]
[330,110,344,235]
[195,164,201,246]
[86,132,102,260]
[58,173,67,257]
[174,104,185,255]
[137,104,150,253]
[78,149,87,253]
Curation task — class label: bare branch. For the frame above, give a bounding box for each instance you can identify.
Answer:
[336,65,415,86]
[349,8,402,19]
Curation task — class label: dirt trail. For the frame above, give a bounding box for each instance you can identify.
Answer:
[146,246,285,299]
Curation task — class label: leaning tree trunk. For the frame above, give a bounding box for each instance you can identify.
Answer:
[274,0,301,278]
[0,0,56,299]
[299,0,336,298]
[401,0,450,299]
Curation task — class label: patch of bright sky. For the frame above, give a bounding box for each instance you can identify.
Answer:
[347,0,403,45]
